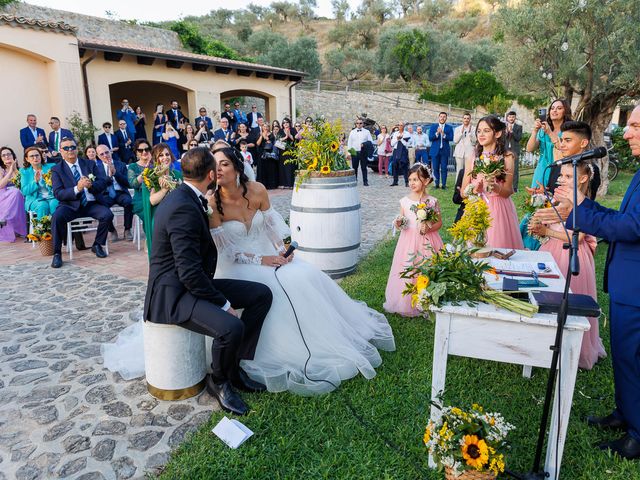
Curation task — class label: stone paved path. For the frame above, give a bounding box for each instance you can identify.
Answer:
[0,172,405,479]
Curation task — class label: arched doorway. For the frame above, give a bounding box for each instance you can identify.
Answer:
[220,89,276,124]
[109,81,191,139]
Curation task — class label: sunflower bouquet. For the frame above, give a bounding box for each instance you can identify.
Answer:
[42,170,52,187]
[27,215,52,242]
[12,169,21,190]
[448,197,492,248]
[142,164,180,192]
[284,120,349,187]
[401,245,538,317]
[469,154,506,193]
[425,403,515,477]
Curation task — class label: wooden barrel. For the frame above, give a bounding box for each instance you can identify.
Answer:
[290,170,361,278]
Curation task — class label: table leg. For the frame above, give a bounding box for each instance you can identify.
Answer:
[522,365,533,378]
[429,312,451,469]
[544,330,583,480]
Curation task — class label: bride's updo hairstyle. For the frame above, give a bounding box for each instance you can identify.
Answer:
[211,147,250,217]
[474,115,507,158]
[181,146,215,181]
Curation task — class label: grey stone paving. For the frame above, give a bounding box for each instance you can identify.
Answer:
[0,171,404,479]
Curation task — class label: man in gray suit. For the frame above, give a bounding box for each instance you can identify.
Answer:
[505,111,523,191]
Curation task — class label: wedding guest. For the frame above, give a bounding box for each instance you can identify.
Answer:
[429,112,454,189]
[134,106,147,140]
[221,103,236,131]
[98,122,119,161]
[235,123,255,150]
[213,117,235,145]
[186,140,199,152]
[405,124,416,166]
[179,123,196,154]
[414,125,430,166]
[142,143,183,257]
[166,100,186,130]
[21,146,58,217]
[0,146,27,242]
[529,157,604,370]
[277,119,297,188]
[376,125,392,178]
[246,104,262,133]
[526,99,572,188]
[127,138,153,224]
[195,107,213,130]
[347,118,372,186]
[96,144,133,242]
[453,113,476,175]
[84,145,98,162]
[194,121,213,147]
[19,114,47,152]
[390,123,411,187]
[47,117,74,163]
[116,99,137,140]
[115,120,134,164]
[384,164,443,316]
[256,124,278,189]
[461,115,523,249]
[162,122,181,161]
[152,104,167,145]
[50,137,112,268]
[504,111,522,191]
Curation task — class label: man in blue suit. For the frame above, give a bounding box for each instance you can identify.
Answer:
[116,98,137,140]
[50,137,113,269]
[19,114,47,152]
[95,144,133,242]
[194,107,213,130]
[47,117,74,163]
[115,120,134,164]
[97,122,120,161]
[213,118,235,145]
[428,112,454,189]
[552,104,640,460]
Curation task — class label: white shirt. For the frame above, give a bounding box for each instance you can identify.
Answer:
[66,160,96,202]
[183,180,231,312]
[391,131,411,149]
[347,128,373,152]
[413,133,430,149]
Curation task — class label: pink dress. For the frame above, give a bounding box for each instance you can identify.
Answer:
[540,223,606,369]
[384,196,444,317]
[0,168,27,243]
[473,176,523,249]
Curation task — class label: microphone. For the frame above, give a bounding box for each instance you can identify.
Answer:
[551,146,607,166]
[282,241,298,259]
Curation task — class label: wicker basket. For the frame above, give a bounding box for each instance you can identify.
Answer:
[445,467,495,480]
[38,238,54,257]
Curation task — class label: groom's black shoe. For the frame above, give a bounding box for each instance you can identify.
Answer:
[231,370,267,393]
[205,376,248,415]
[598,434,640,460]
[587,413,628,431]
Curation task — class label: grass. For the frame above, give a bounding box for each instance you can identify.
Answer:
[159,172,639,480]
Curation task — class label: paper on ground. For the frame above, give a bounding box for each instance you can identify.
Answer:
[212,416,253,448]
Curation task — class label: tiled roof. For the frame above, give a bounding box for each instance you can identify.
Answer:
[0,14,76,34]
[77,37,306,78]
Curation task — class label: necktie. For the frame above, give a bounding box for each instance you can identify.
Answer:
[123,130,128,141]
[55,132,59,152]
[72,164,88,206]
[199,195,208,211]
[106,165,116,198]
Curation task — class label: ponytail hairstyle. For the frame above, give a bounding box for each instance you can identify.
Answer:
[474,115,507,158]
[211,147,250,217]
[408,163,433,192]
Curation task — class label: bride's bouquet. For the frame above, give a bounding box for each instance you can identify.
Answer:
[469,153,506,193]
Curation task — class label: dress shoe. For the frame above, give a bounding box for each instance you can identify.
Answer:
[51,253,63,269]
[91,244,108,258]
[205,376,249,415]
[434,185,440,189]
[73,232,88,250]
[110,231,120,243]
[124,229,133,241]
[598,433,640,459]
[363,182,369,186]
[441,186,447,190]
[231,370,267,393]
[389,183,398,187]
[587,413,628,431]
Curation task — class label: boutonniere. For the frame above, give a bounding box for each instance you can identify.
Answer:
[88,174,96,182]
[206,206,214,217]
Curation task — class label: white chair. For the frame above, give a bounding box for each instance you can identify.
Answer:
[66,217,109,260]
[28,211,36,248]
[132,214,142,251]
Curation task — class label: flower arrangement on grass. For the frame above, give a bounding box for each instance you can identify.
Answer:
[284,120,349,187]
[142,164,180,192]
[425,403,515,478]
[469,154,506,193]
[448,197,492,248]
[27,215,52,242]
[400,244,538,317]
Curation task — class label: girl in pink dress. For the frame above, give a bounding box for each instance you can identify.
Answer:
[530,161,606,370]
[460,115,523,250]
[384,164,444,316]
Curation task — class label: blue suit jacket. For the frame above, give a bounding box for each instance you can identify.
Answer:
[47,129,74,153]
[94,159,132,206]
[194,116,213,130]
[20,127,47,150]
[51,158,108,210]
[115,130,134,163]
[97,132,120,161]
[567,169,640,306]
[428,123,454,157]
[213,129,235,145]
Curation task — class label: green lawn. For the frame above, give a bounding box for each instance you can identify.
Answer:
[159,172,639,480]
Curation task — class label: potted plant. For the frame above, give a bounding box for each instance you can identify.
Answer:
[449,194,492,256]
[27,215,54,256]
[425,403,515,479]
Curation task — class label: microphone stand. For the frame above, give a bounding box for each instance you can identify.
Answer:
[507,156,582,480]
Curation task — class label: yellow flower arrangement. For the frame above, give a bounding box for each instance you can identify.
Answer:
[448,197,492,247]
[329,141,339,152]
[27,215,52,242]
[42,170,52,187]
[12,170,21,190]
[425,403,514,477]
[320,165,331,174]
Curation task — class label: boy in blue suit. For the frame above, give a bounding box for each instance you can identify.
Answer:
[551,104,640,460]
[428,112,454,189]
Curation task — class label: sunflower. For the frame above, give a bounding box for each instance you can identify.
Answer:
[461,435,489,470]
[27,234,40,242]
[423,423,432,445]
[320,165,331,174]
[415,275,429,292]
[329,141,339,152]
[309,157,320,170]
[42,233,52,241]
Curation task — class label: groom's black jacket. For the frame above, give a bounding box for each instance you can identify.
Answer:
[144,183,227,324]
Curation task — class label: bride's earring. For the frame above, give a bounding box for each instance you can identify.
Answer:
[236,173,240,188]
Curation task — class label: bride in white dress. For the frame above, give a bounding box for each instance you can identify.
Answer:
[208,147,395,395]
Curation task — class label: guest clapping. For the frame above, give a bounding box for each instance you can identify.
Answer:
[127,139,153,224]
[96,145,134,242]
[21,146,58,218]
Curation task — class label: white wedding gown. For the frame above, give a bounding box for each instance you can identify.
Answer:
[210,208,395,395]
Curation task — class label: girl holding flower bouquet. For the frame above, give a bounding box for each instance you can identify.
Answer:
[384,164,444,316]
[461,115,523,250]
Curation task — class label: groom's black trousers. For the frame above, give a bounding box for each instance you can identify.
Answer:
[179,279,272,382]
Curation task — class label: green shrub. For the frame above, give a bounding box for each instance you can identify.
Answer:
[66,113,98,151]
[611,127,638,171]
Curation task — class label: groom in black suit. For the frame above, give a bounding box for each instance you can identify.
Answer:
[143,147,272,415]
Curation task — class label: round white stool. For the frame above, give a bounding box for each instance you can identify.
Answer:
[143,321,206,400]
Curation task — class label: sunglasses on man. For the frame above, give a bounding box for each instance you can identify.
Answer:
[61,145,77,151]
